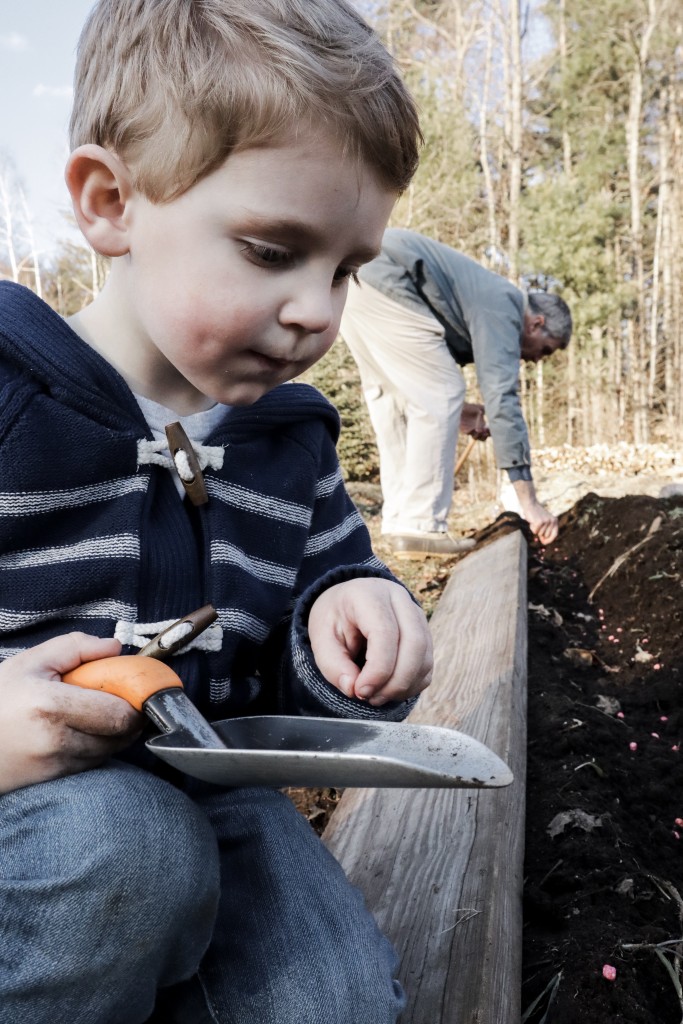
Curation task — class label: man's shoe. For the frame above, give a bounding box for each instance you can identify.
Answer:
[388,532,477,561]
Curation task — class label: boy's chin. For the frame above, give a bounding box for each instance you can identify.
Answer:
[218,381,283,407]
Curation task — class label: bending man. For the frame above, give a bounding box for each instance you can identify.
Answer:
[340,228,572,557]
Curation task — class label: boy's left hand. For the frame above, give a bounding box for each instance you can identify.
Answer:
[307,578,433,707]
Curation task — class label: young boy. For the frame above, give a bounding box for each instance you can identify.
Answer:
[0,1,429,1022]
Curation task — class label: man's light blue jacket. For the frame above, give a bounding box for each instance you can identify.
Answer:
[358,228,531,473]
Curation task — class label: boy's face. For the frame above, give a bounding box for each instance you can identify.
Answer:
[113,127,396,412]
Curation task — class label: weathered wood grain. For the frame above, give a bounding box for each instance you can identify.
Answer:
[323,530,528,1023]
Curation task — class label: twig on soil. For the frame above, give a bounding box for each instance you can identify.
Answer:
[653,949,683,1023]
[647,875,683,917]
[538,858,563,889]
[621,942,683,1023]
[574,759,606,778]
[588,516,662,601]
[622,939,683,951]
[575,702,628,725]
[621,877,683,1023]
[521,970,562,1024]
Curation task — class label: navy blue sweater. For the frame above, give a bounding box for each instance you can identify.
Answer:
[0,282,415,739]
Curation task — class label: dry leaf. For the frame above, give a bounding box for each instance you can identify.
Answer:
[529,602,563,626]
[596,694,622,715]
[547,809,603,838]
[615,878,634,898]
[564,647,594,667]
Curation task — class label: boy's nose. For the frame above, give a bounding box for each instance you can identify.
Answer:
[279,284,335,335]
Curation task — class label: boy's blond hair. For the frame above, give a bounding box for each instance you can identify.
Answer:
[69,0,421,202]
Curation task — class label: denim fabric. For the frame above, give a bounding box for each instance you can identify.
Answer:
[0,765,404,1024]
[0,763,220,1024]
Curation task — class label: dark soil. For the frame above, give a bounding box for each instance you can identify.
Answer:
[290,489,683,1022]
[522,492,683,1023]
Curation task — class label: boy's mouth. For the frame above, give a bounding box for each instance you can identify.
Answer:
[249,350,293,371]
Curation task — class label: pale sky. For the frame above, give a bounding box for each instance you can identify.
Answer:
[0,0,95,256]
[0,1,551,261]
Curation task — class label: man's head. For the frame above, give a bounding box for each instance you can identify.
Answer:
[68,0,421,202]
[520,292,573,363]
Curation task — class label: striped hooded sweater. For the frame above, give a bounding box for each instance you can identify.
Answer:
[0,281,415,742]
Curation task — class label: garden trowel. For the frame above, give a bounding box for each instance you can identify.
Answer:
[63,608,513,790]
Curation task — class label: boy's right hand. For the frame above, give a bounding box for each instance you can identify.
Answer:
[0,633,143,794]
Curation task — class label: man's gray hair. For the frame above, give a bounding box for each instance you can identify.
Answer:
[527,292,572,346]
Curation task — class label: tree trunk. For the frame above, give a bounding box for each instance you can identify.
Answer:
[535,362,545,446]
[559,0,572,176]
[507,0,522,281]
[625,0,657,443]
[479,18,499,255]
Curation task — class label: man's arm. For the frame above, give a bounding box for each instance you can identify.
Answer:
[459,402,490,441]
[509,477,558,545]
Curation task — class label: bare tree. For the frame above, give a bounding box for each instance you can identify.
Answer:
[0,154,42,296]
[0,158,20,282]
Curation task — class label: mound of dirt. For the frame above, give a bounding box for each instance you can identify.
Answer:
[290,487,683,1021]
[523,492,683,1022]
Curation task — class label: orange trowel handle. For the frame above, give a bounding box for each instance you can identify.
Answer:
[63,655,184,712]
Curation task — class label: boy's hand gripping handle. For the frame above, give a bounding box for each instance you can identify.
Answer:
[62,655,227,750]
[62,656,184,711]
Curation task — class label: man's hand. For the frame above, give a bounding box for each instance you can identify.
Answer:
[459,402,490,441]
[0,634,143,794]
[511,479,559,545]
[307,578,433,707]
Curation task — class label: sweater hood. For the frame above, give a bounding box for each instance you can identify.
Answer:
[0,281,339,440]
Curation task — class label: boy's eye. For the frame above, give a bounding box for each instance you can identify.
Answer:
[242,241,359,287]
[333,266,360,286]
[242,242,295,268]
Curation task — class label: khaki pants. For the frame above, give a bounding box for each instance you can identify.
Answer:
[340,281,465,535]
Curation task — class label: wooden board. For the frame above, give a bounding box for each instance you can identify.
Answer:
[323,530,528,1023]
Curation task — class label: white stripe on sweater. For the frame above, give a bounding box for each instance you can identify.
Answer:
[217,607,270,643]
[209,676,233,703]
[0,601,137,630]
[303,510,364,556]
[210,541,297,587]
[0,646,27,660]
[206,478,312,527]
[0,534,140,570]
[315,467,343,498]
[0,477,149,516]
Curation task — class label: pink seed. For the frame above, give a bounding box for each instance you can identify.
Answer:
[654,664,662,670]
[675,818,683,827]
[629,742,638,752]
[661,716,669,722]
[602,964,617,981]
[674,831,681,841]
[617,627,623,633]
[617,712,625,719]
[673,745,680,753]
[651,733,660,739]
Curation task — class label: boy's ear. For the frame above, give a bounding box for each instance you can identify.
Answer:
[65,145,134,258]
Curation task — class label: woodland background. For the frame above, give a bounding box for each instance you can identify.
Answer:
[1,0,682,486]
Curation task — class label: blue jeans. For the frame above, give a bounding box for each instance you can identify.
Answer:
[0,763,404,1023]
